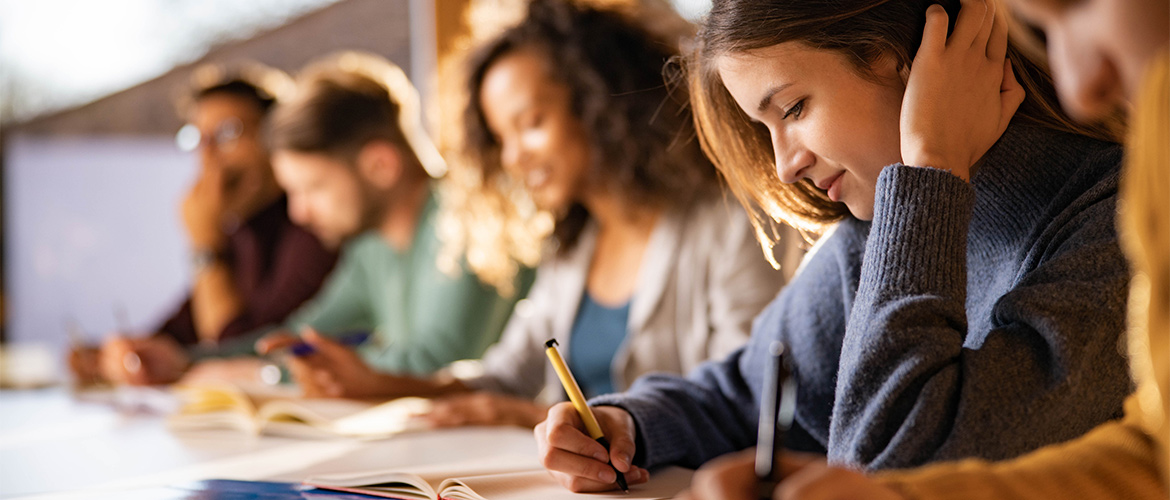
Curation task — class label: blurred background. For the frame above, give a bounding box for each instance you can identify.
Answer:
[0,0,712,386]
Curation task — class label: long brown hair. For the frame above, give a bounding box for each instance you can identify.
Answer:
[687,0,1119,249]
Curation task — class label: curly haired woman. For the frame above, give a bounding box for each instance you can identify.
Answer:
[346,0,795,428]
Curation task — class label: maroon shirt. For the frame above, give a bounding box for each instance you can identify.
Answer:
[156,197,336,345]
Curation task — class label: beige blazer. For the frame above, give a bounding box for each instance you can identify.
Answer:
[461,196,800,404]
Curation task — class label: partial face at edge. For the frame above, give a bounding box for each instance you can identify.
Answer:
[716,42,905,221]
[478,48,594,215]
[1009,0,1169,121]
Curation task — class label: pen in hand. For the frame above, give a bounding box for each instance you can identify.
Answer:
[544,338,629,493]
[110,305,145,379]
[287,330,372,357]
[756,341,796,500]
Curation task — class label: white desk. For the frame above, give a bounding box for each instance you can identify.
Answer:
[0,388,540,499]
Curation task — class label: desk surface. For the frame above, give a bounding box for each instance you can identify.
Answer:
[0,387,540,499]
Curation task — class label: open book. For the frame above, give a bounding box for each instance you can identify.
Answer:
[304,460,694,500]
[167,382,431,439]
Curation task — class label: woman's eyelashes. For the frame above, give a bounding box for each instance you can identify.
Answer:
[782,98,806,120]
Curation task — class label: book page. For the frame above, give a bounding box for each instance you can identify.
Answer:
[166,382,274,434]
[305,453,542,500]
[256,398,376,427]
[438,466,694,500]
[326,397,433,437]
[305,472,437,500]
[167,382,305,435]
[171,383,261,415]
[169,383,431,438]
[166,407,261,434]
[171,382,302,415]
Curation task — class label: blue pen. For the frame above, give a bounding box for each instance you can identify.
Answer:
[289,330,373,357]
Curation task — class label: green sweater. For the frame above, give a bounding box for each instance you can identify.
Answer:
[283,192,527,375]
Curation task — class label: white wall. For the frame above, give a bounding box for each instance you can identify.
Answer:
[5,134,195,371]
[671,0,711,19]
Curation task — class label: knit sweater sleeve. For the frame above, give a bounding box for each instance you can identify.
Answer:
[589,221,865,469]
[875,392,1166,500]
[832,163,1130,469]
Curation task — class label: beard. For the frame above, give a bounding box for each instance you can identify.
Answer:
[354,180,392,236]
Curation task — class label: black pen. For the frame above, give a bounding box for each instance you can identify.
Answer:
[756,341,796,500]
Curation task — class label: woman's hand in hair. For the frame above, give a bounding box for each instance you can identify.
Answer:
[535,402,649,492]
[899,0,1025,181]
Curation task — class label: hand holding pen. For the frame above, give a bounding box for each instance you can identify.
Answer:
[98,335,189,386]
[675,342,802,500]
[256,327,387,398]
[65,319,105,387]
[755,341,797,498]
[678,342,902,500]
[258,329,372,357]
[536,339,649,493]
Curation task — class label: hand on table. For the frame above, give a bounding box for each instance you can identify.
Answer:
[180,357,273,386]
[424,392,549,428]
[68,345,104,386]
[99,335,189,386]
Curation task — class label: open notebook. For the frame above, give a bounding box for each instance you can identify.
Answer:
[167,382,432,439]
[304,460,694,500]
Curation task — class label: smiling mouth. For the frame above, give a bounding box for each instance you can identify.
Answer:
[525,169,550,190]
[818,172,844,202]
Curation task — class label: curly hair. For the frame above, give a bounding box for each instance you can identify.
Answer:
[686,0,1122,250]
[440,0,718,293]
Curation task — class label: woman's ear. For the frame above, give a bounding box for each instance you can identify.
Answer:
[868,51,909,88]
[356,141,403,189]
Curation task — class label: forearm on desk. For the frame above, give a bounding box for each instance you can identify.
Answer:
[372,372,471,400]
[187,326,276,361]
[190,262,244,343]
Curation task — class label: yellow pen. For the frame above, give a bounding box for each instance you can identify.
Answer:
[544,338,629,492]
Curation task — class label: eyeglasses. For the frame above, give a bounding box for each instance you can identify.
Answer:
[175,117,244,153]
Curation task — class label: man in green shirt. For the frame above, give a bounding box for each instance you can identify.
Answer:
[258,54,527,397]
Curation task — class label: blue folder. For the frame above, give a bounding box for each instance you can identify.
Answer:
[67,479,379,499]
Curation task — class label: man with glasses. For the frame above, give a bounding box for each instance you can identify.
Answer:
[70,64,337,386]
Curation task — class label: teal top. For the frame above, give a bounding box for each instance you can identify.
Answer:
[283,188,530,375]
[567,293,630,399]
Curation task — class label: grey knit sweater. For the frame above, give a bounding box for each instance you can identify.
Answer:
[591,123,1132,471]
